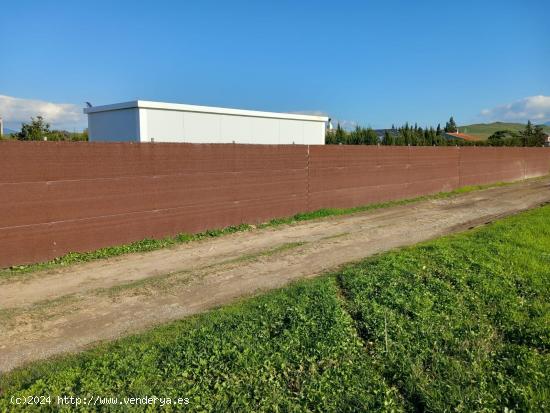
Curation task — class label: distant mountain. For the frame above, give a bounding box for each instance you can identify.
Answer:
[545,121,550,126]
[458,122,550,140]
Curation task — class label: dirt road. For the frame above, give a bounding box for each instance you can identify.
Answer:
[1,178,549,372]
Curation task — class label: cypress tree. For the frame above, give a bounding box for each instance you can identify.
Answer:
[444,116,457,133]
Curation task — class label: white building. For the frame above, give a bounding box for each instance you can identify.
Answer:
[84,100,328,145]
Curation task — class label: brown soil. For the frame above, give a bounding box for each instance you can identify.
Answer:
[1,178,549,372]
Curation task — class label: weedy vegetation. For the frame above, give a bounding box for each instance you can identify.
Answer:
[1,204,548,412]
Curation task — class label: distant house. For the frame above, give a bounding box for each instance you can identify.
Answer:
[444,131,480,142]
[543,133,550,147]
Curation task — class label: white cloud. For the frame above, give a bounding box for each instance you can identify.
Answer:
[0,95,86,130]
[331,119,358,130]
[480,95,550,123]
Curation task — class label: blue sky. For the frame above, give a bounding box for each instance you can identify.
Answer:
[1,0,549,130]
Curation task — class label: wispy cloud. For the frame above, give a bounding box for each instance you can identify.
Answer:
[0,95,86,130]
[480,95,550,123]
[331,119,358,130]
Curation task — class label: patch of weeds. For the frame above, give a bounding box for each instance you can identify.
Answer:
[337,205,550,412]
[0,278,402,412]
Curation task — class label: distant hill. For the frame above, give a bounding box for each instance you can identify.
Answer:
[458,122,550,140]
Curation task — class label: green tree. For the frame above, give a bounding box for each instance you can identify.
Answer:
[522,120,533,146]
[334,123,347,144]
[531,125,546,147]
[444,116,457,133]
[325,130,336,144]
[520,120,547,146]
[362,127,379,145]
[487,130,520,146]
[382,130,394,145]
[488,130,507,146]
[16,116,51,141]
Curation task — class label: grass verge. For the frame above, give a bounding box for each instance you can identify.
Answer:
[1,204,548,412]
[336,205,550,411]
[0,179,526,278]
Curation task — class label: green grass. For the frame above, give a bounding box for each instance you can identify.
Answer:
[0,278,399,412]
[1,204,549,412]
[459,122,550,140]
[337,207,550,411]
[0,179,522,278]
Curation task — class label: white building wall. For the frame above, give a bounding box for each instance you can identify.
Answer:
[279,119,304,144]
[88,108,139,142]
[143,109,324,145]
[88,109,140,142]
[250,117,280,144]
[220,114,252,142]
[183,112,222,143]
[303,121,325,145]
[87,101,327,144]
[144,109,184,142]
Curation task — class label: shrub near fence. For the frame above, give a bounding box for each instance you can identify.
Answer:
[0,142,549,267]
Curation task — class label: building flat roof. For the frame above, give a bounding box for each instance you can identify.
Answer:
[84,100,329,122]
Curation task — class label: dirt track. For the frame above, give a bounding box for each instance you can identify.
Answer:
[1,177,549,373]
